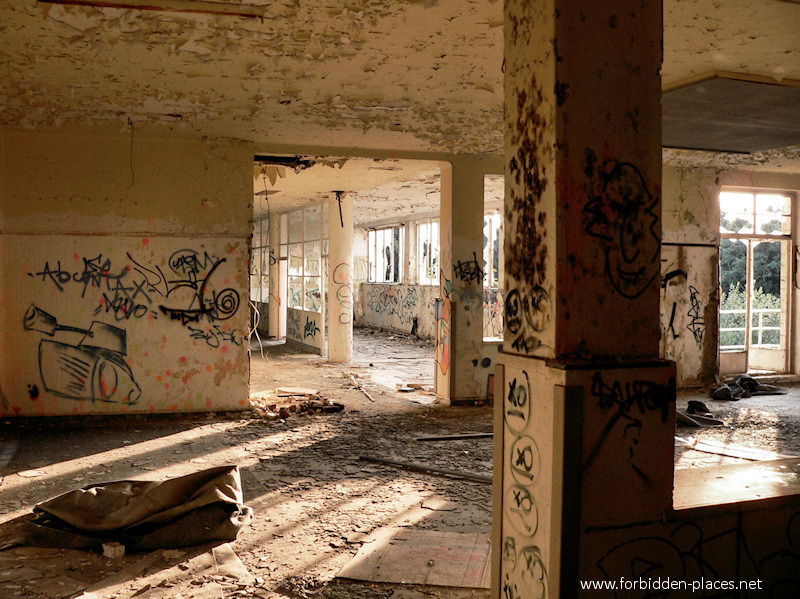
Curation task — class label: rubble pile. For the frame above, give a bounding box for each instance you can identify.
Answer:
[250,388,344,421]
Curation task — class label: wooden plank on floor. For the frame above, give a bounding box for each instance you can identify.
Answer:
[337,528,491,589]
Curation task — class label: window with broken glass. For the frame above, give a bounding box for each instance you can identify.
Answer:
[287,205,328,312]
[250,217,269,304]
[417,219,440,285]
[368,226,404,283]
[483,212,502,288]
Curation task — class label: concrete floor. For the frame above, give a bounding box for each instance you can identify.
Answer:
[2,328,800,597]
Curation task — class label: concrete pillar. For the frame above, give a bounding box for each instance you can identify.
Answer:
[436,159,485,403]
[494,2,673,597]
[267,211,281,339]
[328,193,354,363]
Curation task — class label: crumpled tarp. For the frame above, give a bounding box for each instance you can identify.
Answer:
[710,374,788,401]
[0,465,253,551]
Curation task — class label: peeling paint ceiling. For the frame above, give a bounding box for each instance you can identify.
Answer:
[252,157,504,227]
[1,0,799,163]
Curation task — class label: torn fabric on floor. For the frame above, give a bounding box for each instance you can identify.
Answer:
[0,465,253,551]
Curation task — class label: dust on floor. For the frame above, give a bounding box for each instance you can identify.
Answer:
[0,331,491,599]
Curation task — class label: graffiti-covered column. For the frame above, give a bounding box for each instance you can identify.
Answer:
[268,211,281,340]
[328,193,354,363]
[436,159,486,403]
[494,2,674,598]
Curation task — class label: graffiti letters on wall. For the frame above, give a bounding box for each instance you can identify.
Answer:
[27,250,243,351]
[585,371,674,484]
[366,285,420,326]
[128,250,240,326]
[453,251,485,284]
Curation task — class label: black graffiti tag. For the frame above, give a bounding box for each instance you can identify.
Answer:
[686,286,705,348]
[453,251,485,284]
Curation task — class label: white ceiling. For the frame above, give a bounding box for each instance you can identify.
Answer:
[2,0,799,220]
[2,0,799,155]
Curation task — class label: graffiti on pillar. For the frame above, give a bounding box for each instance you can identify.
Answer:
[583,153,661,299]
[332,262,353,325]
[505,286,550,354]
[506,74,549,292]
[453,251,485,284]
[584,372,674,483]
[23,305,141,404]
[502,542,549,599]
[502,367,547,597]
[435,273,452,375]
[686,286,705,348]
[505,370,531,434]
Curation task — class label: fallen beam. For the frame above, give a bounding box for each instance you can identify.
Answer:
[416,433,493,442]
[359,456,492,485]
[38,0,267,18]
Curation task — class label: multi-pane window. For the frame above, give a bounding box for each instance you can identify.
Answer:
[369,226,404,283]
[720,191,791,237]
[250,218,269,303]
[286,204,328,312]
[483,212,502,288]
[417,219,440,285]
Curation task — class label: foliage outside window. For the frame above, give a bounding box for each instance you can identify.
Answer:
[719,191,791,350]
[369,226,404,283]
[483,212,502,288]
[417,220,440,285]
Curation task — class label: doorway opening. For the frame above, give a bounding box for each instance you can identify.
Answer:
[719,190,793,374]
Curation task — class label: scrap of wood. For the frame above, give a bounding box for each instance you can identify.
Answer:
[359,456,492,485]
[417,433,494,442]
[38,0,267,18]
[349,374,375,402]
[676,436,796,461]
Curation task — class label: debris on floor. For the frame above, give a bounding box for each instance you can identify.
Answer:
[676,436,797,461]
[710,374,788,401]
[250,392,344,420]
[0,465,253,552]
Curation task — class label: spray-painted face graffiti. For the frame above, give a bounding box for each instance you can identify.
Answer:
[585,162,660,299]
[24,305,141,404]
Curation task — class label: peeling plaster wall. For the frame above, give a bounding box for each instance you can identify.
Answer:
[0,124,253,416]
[660,166,721,387]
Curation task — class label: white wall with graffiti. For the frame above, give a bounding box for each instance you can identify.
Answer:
[659,166,721,387]
[356,283,504,342]
[0,126,252,416]
[286,307,324,352]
